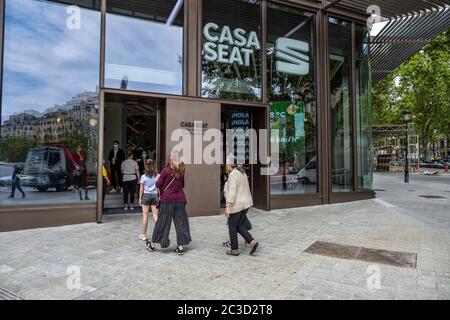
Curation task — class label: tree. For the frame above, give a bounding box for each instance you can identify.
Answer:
[0,137,37,163]
[372,31,450,158]
[63,131,91,152]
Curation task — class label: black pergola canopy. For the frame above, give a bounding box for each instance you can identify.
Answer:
[321,0,450,84]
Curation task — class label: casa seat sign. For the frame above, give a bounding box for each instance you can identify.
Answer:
[203,22,309,75]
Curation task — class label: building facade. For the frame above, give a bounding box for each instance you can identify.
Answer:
[0,0,374,231]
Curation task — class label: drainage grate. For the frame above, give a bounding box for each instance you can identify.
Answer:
[304,241,417,269]
[0,288,23,300]
[407,190,416,192]
[418,195,447,199]
[373,189,386,192]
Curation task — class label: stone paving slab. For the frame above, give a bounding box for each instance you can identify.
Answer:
[1,196,450,300]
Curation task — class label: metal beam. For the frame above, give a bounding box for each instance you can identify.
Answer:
[322,0,345,10]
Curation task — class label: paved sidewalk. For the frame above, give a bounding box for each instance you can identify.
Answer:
[1,189,450,299]
[374,172,450,234]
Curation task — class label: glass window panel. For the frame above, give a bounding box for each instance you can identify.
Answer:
[267,3,318,195]
[1,0,100,206]
[201,0,262,101]
[105,0,184,94]
[329,17,354,192]
[356,25,373,191]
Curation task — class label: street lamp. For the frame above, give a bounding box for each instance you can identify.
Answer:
[403,109,412,183]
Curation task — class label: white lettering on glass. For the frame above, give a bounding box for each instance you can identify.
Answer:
[275,37,310,76]
[202,23,260,67]
[203,22,220,42]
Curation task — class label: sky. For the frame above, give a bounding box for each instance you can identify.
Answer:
[104,12,183,93]
[1,0,185,124]
[1,0,101,123]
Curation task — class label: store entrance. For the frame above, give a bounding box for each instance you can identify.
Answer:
[220,105,268,211]
[102,93,164,212]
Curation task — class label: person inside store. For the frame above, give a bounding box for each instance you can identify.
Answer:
[102,160,110,208]
[148,146,156,161]
[121,151,140,211]
[108,140,125,193]
[137,148,149,177]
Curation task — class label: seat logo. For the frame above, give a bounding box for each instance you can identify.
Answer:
[275,37,310,76]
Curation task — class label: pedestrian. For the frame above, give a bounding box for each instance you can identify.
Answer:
[9,164,25,199]
[72,145,89,201]
[102,160,110,208]
[121,151,140,210]
[146,150,191,255]
[108,140,125,193]
[148,146,156,161]
[138,159,159,241]
[224,156,259,256]
[222,173,252,248]
[137,149,149,177]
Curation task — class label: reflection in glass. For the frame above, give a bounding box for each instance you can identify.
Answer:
[0,0,100,206]
[105,0,184,95]
[329,17,354,192]
[356,25,373,191]
[267,3,317,195]
[201,0,262,101]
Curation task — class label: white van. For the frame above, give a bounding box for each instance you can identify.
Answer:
[297,156,317,185]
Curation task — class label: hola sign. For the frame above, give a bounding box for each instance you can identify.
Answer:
[203,22,260,67]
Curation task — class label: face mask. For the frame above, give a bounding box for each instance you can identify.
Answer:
[114,144,119,149]
[142,153,147,157]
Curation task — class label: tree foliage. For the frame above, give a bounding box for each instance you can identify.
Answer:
[372,31,450,157]
[0,137,37,163]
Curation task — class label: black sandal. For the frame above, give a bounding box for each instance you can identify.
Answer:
[145,240,156,252]
[250,242,259,255]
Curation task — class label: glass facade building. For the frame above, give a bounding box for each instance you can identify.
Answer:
[0,0,374,231]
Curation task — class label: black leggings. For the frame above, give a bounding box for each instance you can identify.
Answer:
[10,181,25,197]
[123,180,136,204]
[228,208,254,251]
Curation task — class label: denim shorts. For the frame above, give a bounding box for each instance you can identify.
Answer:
[142,193,158,206]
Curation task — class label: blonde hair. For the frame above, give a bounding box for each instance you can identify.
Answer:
[168,150,185,178]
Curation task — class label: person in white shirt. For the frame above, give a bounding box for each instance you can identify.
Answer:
[121,151,140,210]
[224,155,258,256]
[138,159,159,241]
[222,174,252,248]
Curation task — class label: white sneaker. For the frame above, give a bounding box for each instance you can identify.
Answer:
[130,205,134,210]
[139,234,148,241]
[124,206,129,211]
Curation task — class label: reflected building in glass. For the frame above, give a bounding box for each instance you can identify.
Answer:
[0,0,374,231]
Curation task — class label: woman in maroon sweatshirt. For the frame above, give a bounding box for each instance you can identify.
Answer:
[146,151,191,255]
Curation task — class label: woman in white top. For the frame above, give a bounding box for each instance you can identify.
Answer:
[138,159,159,241]
[225,156,258,256]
